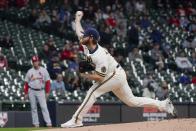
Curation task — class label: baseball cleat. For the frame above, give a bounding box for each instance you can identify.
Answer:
[164,98,177,117]
[33,124,39,128]
[61,119,83,128]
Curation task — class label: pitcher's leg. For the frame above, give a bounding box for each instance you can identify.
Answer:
[73,84,100,123]
[61,86,100,128]
[61,73,119,127]
[113,82,163,110]
[36,91,52,126]
[29,90,39,126]
[73,73,121,122]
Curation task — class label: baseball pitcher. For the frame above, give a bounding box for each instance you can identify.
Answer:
[24,56,52,127]
[61,11,176,128]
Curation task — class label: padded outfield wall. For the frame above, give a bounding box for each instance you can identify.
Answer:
[0,101,195,127]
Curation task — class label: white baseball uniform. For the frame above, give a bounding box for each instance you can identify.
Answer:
[25,67,51,126]
[72,44,165,123]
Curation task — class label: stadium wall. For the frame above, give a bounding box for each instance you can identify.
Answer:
[0,102,196,127]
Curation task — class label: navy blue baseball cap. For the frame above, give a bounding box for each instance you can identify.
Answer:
[82,28,100,41]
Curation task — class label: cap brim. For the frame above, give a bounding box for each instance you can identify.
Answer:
[81,31,88,37]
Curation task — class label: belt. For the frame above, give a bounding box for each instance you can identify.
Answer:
[29,87,44,91]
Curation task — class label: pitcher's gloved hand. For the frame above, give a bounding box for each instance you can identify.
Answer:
[79,61,95,73]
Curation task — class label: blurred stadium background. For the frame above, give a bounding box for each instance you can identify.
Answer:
[0,0,195,129]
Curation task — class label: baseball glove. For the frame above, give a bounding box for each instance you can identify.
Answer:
[79,60,95,73]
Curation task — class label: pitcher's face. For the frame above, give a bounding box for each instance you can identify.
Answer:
[80,36,90,45]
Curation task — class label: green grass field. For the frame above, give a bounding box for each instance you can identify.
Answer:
[0,128,48,131]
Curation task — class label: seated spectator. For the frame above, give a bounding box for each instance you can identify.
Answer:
[192,76,196,84]
[188,17,196,33]
[142,73,159,99]
[134,0,146,14]
[57,7,70,33]
[99,26,112,47]
[176,4,186,17]
[51,74,65,95]
[16,0,28,9]
[142,83,155,99]
[127,22,139,50]
[60,42,76,60]
[108,47,115,56]
[143,73,159,90]
[190,52,196,67]
[175,52,192,71]
[179,16,189,29]
[95,9,104,22]
[150,44,164,70]
[64,70,79,92]
[169,15,180,27]
[178,74,191,84]
[38,44,50,60]
[67,59,79,72]
[115,54,125,67]
[63,78,76,92]
[80,79,92,92]
[155,81,169,100]
[51,8,58,23]
[35,9,51,28]
[0,0,8,11]
[150,28,162,44]
[0,35,14,49]
[128,47,143,62]
[182,35,195,48]
[185,2,196,15]
[125,0,134,16]
[116,19,127,39]
[162,42,172,58]
[105,5,111,15]
[140,15,151,29]
[47,55,65,79]
[57,7,66,24]
[45,37,57,52]
[39,37,57,60]
[0,53,8,69]
[105,12,117,28]
[29,8,38,25]
[155,0,164,9]
[50,8,60,31]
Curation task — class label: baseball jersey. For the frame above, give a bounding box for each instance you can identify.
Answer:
[82,44,118,77]
[25,67,50,89]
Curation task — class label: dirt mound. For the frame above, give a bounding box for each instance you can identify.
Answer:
[37,118,196,131]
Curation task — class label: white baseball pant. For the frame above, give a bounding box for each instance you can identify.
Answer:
[73,66,164,122]
[28,89,52,126]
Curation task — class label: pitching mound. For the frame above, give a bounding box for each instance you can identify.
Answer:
[37,118,196,131]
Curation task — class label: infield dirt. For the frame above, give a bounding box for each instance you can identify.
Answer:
[36,118,196,131]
